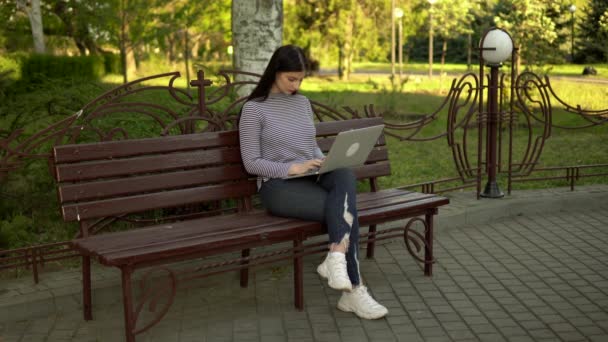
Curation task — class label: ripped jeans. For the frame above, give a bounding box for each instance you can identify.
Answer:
[259,168,361,286]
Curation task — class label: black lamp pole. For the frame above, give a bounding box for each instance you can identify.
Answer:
[481,63,504,198]
[479,28,513,199]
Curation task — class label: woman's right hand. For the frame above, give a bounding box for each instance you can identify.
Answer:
[288,159,324,176]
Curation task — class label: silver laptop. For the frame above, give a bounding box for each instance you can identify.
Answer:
[283,124,385,180]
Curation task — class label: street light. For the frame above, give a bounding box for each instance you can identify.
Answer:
[395,7,404,81]
[569,4,576,62]
[479,28,514,198]
[428,0,437,79]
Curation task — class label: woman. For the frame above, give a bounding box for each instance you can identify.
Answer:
[239,45,388,320]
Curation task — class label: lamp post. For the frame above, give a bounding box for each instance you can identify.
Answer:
[479,28,514,198]
[428,0,437,79]
[569,4,576,62]
[395,7,404,81]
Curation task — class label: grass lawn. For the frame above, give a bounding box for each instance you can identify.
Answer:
[300,73,608,192]
[345,61,608,81]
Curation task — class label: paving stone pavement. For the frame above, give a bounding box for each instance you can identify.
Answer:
[1,185,607,342]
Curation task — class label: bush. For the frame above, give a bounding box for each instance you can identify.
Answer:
[0,215,35,249]
[103,53,122,75]
[21,54,105,81]
[0,54,22,78]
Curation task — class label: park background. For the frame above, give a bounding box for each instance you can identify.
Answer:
[0,0,607,260]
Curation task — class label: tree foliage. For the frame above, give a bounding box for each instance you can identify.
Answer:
[576,0,608,63]
[494,0,561,67]
[285,0,391,79]
[432,0,475,71]
[0,0,606,76]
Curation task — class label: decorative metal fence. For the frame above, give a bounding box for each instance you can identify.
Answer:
[1,49,607,283]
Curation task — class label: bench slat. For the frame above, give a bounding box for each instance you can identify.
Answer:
[316,135,386,151]
[315,117,384,136]
[78,219,322,267]
[73,212,298,255]
[55,148,243,182]
[352,161,391,180]
[72,189,448,267]
[58,165,249,202]
[357,190,430,208]
[53,131,239,163]
[61,181,257,221]
[359,196,449,226]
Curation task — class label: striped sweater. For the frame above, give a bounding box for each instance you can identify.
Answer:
[239,93,324,186]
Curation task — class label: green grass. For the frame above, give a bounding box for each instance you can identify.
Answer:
[300,74,608,192]
[344,62,608,80]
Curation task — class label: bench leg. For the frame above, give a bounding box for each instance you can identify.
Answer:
[293,239,304,310]
[424,212,434,276]
[240,249,250,288]
[366,224,377,259]
[82,256,92,321]
[121,267,136,342]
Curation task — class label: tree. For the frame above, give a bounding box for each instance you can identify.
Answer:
[15,0,46,53]
[494,0,561,69]
[601,9,608,32]
[576,0,608,63]
[432,0,474,75]
[232,0,283,96]
[49,0,111,56]
[285,0,390,80]
[112,0,154,83]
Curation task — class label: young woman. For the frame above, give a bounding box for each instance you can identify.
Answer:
[239,45,388,320]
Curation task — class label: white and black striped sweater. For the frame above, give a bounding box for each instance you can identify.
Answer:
[239,93,324,187]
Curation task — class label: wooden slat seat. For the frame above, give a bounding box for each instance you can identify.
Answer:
[53,117,449,342]
[72,189,448,268]
[73,212,322,267]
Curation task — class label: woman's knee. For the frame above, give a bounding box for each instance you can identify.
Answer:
[331,167,357,183]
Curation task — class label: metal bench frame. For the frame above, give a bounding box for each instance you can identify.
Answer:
[54,117,449,342]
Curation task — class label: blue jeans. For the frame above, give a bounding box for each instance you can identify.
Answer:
[259,168,361,285]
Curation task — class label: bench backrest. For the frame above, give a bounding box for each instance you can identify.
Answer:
[53,117,389,223]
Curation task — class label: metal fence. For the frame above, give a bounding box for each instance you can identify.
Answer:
[1,56,607,282]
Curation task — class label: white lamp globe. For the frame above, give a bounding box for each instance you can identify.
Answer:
[394,7,404,18]
[481,29,513,65]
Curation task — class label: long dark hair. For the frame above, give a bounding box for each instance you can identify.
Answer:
[247,45,307,102]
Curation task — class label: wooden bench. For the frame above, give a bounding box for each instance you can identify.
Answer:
[53,116,449,341]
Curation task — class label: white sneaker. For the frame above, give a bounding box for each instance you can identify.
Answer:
[317,252,352,291]
[337,285,388,319]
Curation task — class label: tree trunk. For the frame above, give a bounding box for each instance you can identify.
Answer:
[440,40,447,75]
[120,0,128,83]
[29,0,45,53]
[166,35,176,62]
[338,43,344,79]
[467,33,472,71]
[17,0,46,53]
[190,34,201,59]
[232,0,283,97]
[341,42,352,80]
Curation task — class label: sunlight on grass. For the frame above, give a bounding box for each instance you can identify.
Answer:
[344,62,608,80]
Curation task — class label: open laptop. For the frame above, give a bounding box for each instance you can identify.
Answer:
[283,124,385,180]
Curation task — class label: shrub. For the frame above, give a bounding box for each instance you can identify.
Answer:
[103,53,122,75]
[0,54,22,78]
[21,54,105,82]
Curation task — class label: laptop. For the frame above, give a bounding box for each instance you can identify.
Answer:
[283,124,385,180]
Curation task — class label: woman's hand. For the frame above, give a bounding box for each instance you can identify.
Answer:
[288,159,324,176]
